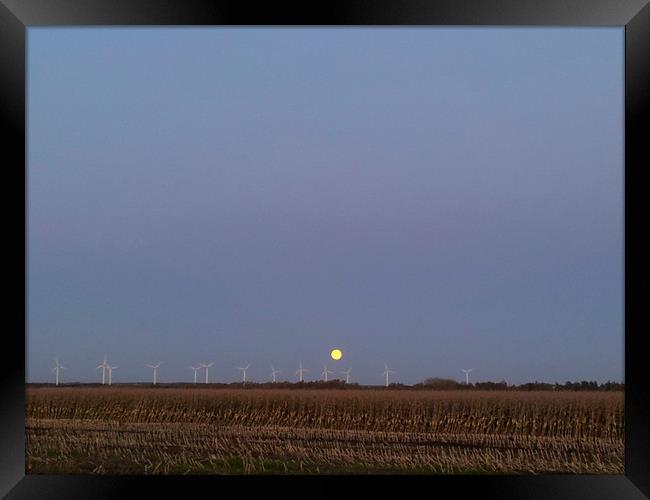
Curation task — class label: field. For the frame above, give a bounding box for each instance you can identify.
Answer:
[26,387,624,475]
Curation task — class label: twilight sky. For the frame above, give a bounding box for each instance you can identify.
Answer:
[27,28,623,385]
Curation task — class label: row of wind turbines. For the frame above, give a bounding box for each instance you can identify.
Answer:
[51,357,407,387]
[160,360,360,385]
[52,357,475,387]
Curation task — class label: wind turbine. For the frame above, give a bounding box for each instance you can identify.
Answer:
[199,362,214,384]
[96,355,109,385]
[321,364,333,382]
[461,368,473,385]
[52,358,66,386]
[107,365,118,386]
[341,368,352,384]
[237,364,251,384]
[146,362,161,385]
[190,366,201,384]
[382,363,395,387]
[270,365,281,383]
[295,361,310,382]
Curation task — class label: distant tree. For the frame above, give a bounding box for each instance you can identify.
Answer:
[417,378,462,390]
[600,381,624,391]
[518,381,554,391]
[475,380,508,391]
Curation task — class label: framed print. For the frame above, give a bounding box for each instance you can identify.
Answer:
[1,0,649,498]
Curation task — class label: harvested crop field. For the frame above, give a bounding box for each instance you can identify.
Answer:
[26,387,624,474]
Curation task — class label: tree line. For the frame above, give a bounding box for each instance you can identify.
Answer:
[31,379,624,391]
[414,377,624,391]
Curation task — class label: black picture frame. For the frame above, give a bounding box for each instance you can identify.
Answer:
[2,1,648,498]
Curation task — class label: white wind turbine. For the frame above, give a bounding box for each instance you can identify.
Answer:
[96,355,109,385]
[52,358,66,386]
[146,362,161,385]
[295,361,310,382]
[237,364,251,384]
[382,363,396,387]
[199,362,214,384]
[107,365,118,386]
[340,368,352,384]
[461,368,473,385]
[321,364,333,382]
[270,365,281,383]
[190,366,201,384]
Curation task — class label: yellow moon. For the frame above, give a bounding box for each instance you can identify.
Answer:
[330,349,343,361]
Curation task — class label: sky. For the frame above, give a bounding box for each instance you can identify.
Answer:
[27,27,623,385]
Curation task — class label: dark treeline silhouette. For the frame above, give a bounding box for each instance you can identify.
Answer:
[414,377,624,391]
[29,379,624,391]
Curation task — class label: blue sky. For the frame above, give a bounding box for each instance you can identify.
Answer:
[27,27,623,385]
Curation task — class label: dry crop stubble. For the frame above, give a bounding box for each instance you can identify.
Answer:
[26,387,623,474]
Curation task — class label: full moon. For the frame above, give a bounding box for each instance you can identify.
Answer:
[330,349,343,361]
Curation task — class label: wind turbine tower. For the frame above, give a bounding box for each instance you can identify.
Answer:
[200,362,214,384]
[52,358,66,386]
[108,365,118,386]
[382,363,396,387]
[341,368,352,384]
[461,368,473,385]
[147,362,161,385]
[296,361,310,382]
[96,355,109,385]
[270,365,281,383]
[190,366,201,384]
[238,364,251,384]
[321,364,333,382]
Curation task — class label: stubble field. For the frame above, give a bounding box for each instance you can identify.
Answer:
[26,387,623,475]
